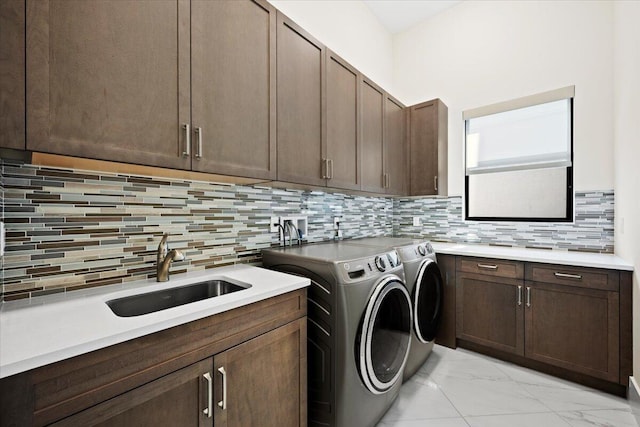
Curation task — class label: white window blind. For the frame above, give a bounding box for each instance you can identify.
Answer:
[465,99,572,175]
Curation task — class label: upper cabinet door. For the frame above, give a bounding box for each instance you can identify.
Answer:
[384,95,407,195]
[360,78,385,193]
[326,51,360,191]
[409,99,448,196]
[276,12,326,187]
[191,0,276,180]
[26,0,191,170]
[0,0,25,150]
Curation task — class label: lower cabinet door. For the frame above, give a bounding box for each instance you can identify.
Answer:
[214,318,306,427]
[52,359,214,427]
[456,273,525,356]
[525,281,620,382]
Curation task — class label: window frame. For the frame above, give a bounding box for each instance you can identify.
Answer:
[463,88,574,223]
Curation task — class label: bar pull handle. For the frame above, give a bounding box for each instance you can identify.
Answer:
[387,173,390,189]
[328,159,334,179]
[182,124,191,157]
[477,263,498,270]
[434,175,438,192]
[203,372,213,418]
[194,127,203,159]
[526,287,531,308]
[554,272,582,280]
[517,285,522,306]
[217,366,227,410]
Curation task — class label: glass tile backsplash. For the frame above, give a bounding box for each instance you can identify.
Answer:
[0,159,613,300]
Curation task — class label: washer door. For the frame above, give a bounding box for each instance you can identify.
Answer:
[358,276,412,394]
[413,259,443,343]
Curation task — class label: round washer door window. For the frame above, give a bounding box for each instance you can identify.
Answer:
[414,259,443,343]
[358,276,412,394]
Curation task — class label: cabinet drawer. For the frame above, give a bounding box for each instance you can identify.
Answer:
[457,257,524,279]
[526,263,619,292]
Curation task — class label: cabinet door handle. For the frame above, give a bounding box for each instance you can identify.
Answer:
[387,173,391,189]
[477,263,498,270]
[321,159,327,179]
[182,124,191,157]
[434,175,438,192]
[217,366,227,410]
[194,127,203,159]
[554,272,582,280]
[517,285,522,306]
[203,372,213,418]
[526,287,531,308]
[328,158,333,179]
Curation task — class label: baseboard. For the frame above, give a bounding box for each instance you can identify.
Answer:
[629,377,640,425]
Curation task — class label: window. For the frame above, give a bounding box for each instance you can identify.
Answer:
[463,86,574,222]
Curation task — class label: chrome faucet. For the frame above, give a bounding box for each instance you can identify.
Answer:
[156,233,185,282]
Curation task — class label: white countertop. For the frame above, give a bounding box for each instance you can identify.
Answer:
[431,242,634,271]
[0,265,309,379]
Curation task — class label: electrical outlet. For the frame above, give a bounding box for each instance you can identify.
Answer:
[412,217,421,227]
[333,216,342,230]
[270,217,280,233]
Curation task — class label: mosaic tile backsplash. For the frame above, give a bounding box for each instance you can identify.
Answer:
[393,191,614,253]
[0,159,614,300]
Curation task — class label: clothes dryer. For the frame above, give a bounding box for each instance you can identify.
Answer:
[262,242,412,427]
[347,237,443,381]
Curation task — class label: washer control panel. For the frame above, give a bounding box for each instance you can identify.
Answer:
[397,242,435,262]
[338,250,401,281]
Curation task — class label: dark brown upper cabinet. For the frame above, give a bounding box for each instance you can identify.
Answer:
[360,78,385,194]
[325,50,360,191]
[26,0,192,170]
[191,0,276,180]
[0,0,25,150]
[26,0,276,180]
[409,98,448,196]
[276,12,327,187]
[384,94,407,195]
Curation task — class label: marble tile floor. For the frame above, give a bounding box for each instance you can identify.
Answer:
[377,345,637,427]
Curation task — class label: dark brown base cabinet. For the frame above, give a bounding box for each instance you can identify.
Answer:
[0,289,307,427]
[452,256,631,393]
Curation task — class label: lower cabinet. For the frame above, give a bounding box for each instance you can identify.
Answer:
[456,272,524,356]
[0,289,307,426]
[455,256,630,388]
[52,319,306,427]
[213,319,305,427]
[51,359,214,427]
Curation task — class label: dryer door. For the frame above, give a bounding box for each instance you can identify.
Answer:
[413,259,443,343]
[358,276,412,394]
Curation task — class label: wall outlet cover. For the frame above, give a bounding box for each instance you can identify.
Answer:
[413,217,421,227]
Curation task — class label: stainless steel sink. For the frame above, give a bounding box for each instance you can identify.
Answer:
[107,280,250,317]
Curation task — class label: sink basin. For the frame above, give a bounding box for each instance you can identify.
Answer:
[107,280,250,317]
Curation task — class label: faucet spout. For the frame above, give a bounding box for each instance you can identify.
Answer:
[156,233,184,282]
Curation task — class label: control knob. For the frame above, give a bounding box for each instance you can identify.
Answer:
[417,245,426,256]
[374,256,387,272]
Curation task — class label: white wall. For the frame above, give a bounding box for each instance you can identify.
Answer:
[393,1,614,195]
[267,0,395,94]
[613,0,640,381]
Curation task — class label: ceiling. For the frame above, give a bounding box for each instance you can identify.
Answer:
[363,0,462,34]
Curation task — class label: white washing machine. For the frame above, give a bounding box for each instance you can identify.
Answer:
[262,242,413,427]
[347,237,443,381]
